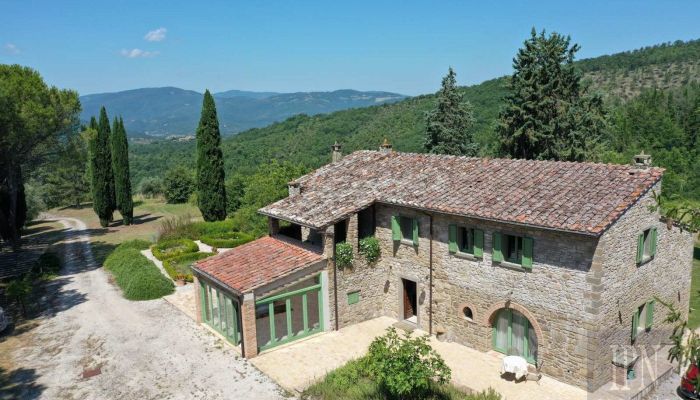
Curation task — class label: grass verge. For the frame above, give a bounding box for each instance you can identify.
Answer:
[104,240,174,300]
[301,357,500,400]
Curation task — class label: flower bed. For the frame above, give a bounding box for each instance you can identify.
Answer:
[162,252,215,282]
[199,231,254,249]
[151,238,199,261]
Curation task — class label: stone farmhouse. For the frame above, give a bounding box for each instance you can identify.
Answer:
[192,143,694,392]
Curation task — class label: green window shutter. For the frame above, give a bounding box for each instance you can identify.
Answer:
[636,233,644,264]
[474,229,484,258]
[492,232,503,263]
[448,225,458,253]
[650,227,658,257]
[646,300,655,330]
[631,310,639,342]
[412,218,419,246]
[391,216,401,241]
[522,237,534,269]
[347,291,360,305]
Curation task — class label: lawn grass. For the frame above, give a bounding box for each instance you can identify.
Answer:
[104,240,174,300]
[688,243,700,329]
[301,358,500,400]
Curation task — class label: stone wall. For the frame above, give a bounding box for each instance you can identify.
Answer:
[588,181,695,390]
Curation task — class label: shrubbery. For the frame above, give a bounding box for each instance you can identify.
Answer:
[303,327,501,400]
[359,236,380,264]
[335,242,353,269]
[104,240,174,300]
[199,231,254,248]
[151,238,198,261]
[163,166,194,204]
[162,252,214,282]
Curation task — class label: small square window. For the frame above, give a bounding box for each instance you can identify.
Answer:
[504,234,523,265]
[457,227,474,254]
[399,216,413,241]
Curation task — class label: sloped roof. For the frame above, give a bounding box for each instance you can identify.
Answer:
[258,151,664,236]
[193,236,325,293]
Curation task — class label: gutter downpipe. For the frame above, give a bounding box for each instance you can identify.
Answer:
[333,232,339,331]
[429,213,434,335]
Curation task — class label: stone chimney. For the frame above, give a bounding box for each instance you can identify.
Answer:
[633,151,652,169]
[331,141,342,163]
[380,138,393,154]
[288,181,301,196]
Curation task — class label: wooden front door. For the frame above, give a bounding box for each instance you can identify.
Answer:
[402,279,417,320]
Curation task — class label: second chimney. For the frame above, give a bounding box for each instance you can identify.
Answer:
[331,141,342,163]
[380,138,393,154]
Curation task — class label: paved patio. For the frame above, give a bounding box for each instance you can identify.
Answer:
[249,316,591,399]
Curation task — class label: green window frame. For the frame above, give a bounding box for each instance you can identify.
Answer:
[492,232,533,269]
[636,227,658,265]
[392,215,419,246]
[448,225,484,257]
[199,281,241,345]
[492,309,538,364]
[255,275,324,352]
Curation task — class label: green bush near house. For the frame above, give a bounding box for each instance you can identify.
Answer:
[359,236,381,264]
[104,241,174,300]
[163,251,214,282]
[199,231,254,248]
[302,355,500,400]
[151,238,199,261]
[335,242,353,269]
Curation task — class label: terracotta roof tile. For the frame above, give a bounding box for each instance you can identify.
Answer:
[193,236,325,293]
[259,151,664,236]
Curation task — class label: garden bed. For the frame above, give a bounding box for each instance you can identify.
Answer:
[105,240,174,300]
[199,231,254,248]
[162,252,214,282]
[151,238,198,261]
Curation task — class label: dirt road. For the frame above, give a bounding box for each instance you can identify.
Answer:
[5,216,284,400]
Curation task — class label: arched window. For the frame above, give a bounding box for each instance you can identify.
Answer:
[492,309,538,363]
[462,306,474,321]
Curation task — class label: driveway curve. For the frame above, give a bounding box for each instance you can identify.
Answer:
[9,216,284,400]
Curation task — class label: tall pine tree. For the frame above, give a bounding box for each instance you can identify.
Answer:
[111,116,133,225]
[424,67,477,156]
[195,90,227,221]
[91,107,116,227]
[497,28,605,161]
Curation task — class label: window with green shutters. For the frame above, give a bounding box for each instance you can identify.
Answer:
[631,299,655,343]
[392,215,419,246]
[636,227,658,265]
[448,225,484,258]
[492,232,533,269]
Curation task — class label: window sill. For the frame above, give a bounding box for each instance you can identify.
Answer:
[637,256,654,267]
[399,239,417,247]
[453,252,480,261]
[496,261,530,271]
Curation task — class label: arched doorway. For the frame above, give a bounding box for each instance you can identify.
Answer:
[492,308,538,363]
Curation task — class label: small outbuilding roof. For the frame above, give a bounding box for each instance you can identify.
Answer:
[193,236,325,294]
[258,150,664,236]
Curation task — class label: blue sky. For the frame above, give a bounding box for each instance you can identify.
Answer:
[1,0,699,96]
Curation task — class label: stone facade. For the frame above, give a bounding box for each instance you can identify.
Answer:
[317,182,694,391]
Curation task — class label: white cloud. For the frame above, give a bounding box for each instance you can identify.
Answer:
[144,27,167,42]
[4,43,20,54]
[120,48,158,58]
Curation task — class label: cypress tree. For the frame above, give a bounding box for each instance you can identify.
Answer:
[195,90,227,221]
[91,107,116,227]
[497,28,605,161]
[111,116,133,225]
[424,67,477,156]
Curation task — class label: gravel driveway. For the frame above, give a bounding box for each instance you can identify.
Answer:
[7,216,285,400]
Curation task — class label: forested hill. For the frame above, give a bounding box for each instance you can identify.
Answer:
[130,38,700,200]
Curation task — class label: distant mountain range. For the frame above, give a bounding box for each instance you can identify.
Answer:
[79,88,407,136]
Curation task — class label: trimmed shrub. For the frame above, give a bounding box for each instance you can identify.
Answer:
[335,241,353,269]
[163,251,214,282]
[151,238,198,261]
[359,236,381,264]
[104,242,174,300]
[199,231,254,248]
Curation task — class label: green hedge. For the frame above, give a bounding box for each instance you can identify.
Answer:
[200,231,254,248]
[152,238,198,261]
[163,252,214,282]
[104,241,174,300]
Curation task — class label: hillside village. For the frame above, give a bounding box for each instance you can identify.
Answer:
[1,6,700,400]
